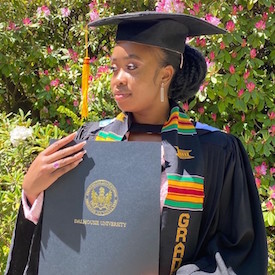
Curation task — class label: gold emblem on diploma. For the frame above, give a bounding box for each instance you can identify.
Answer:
[85,179,118,216]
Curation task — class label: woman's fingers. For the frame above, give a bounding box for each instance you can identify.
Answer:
[47,140,87,164]
[51,157,84,180]
[50,149,86,172]
[44,132,77,155]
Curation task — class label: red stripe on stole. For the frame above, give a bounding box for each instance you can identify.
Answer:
[164,115,193,127]
[168,187,204,197]
[164,114,179,125]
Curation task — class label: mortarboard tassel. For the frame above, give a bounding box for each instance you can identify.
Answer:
[81,25,90,119]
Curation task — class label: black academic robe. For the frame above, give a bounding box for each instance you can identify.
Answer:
[5,121,268,275]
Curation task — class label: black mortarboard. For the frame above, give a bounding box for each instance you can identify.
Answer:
[88,11,226,54]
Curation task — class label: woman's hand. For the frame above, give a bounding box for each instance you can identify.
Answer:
[22,132,86,205]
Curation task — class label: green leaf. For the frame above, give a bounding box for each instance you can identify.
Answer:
[218,101,226,113]
[224,51,231,63]
[267,212,275,226]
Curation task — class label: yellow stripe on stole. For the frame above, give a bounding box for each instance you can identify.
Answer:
[166,194,204,203]
[168,180,204,191]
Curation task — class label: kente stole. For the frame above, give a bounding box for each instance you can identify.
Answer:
[94,101,204,274]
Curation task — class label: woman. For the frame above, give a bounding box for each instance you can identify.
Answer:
[6,12,267,275]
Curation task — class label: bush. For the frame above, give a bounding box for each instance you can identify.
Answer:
[0,110,65,272]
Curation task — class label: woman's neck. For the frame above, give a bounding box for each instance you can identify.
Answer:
[131,100,170,125]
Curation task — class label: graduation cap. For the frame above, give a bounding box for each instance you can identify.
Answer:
[88,11,226,54]
[81,11,226,118]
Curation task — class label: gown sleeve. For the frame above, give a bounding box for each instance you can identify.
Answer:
[5,203,42,275]
[176,133,268,275]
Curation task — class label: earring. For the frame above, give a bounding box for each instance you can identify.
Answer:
[160,83,164,103]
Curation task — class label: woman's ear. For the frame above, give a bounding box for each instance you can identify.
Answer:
[161,65,174,85]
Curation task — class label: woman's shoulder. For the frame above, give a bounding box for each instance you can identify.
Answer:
[195,122,241,153]
[76,118,116,140]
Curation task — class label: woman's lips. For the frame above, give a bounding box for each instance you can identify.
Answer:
[114,92,131,101]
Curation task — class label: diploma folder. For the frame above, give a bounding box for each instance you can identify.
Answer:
[39,141,161,275]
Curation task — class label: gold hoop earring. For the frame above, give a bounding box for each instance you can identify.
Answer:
[160,83,165,103]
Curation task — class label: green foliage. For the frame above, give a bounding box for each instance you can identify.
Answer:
[0,0,274,273]
[0,110,65,272]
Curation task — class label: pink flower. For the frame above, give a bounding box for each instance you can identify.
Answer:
[90,9,99,22]
[205,14,221,26]
[255,162,267,176]
[96,65,109,78]
[255,20,266,30]
[270,186,275,199]
[182,102,189,112]
[89,1,98,9]
[243,70,250,80]
[89,75,94,82]
[200,38,206,47]
[44,70,49,76]
[64,64,70,71]
[209,51,215,61]
[47,46,53,54]
[53,120,60,127]
[205,57,214,69]
[241,39,247,47]
[224,125,230,133]
[73,100,79,107]
[90,56,97,63]
[220,41,226,50]
[231,52,237,58]
[226,20,235,32]
[250,49,257,59]
[269,125,275,137]
[61,7,71,17]
[269,6,274,13]
[193,2,201,14]
[50,78,60,87]
[251,130,256,136]
[246,82,255,92]
[268,112,275,120]
[156,0,185,13]
[198,107,205,114]
[270,168,275,175]
[68,49,78,62]
[7,21,16,31]
[45,85,50,91]
[266,200,274,211]
[262,12,268,21]
[255,178,261,188]
[22,18,31,25]
[229,65,235,74]
[211,113,217,122]
[238,5,244,11]
[241,113,245,122]
[232,5,238,15]
[238,89,244,98]
[37,6,50,17]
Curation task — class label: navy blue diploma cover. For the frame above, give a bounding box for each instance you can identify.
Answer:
[39,141,161,275]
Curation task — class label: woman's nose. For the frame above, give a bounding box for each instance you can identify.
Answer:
[113,68,127,85]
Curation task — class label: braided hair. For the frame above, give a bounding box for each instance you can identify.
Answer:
[160,45,207,101]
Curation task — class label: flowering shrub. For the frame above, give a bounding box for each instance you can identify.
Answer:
[0,110,65,272]
[0,0,274,273]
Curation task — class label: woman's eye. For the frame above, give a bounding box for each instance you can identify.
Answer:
[109,65,117,72]
[127,63,137,70]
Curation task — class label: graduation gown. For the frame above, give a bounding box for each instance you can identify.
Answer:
[5,115,268,275]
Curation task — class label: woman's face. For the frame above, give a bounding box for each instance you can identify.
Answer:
[110,41,167,116]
